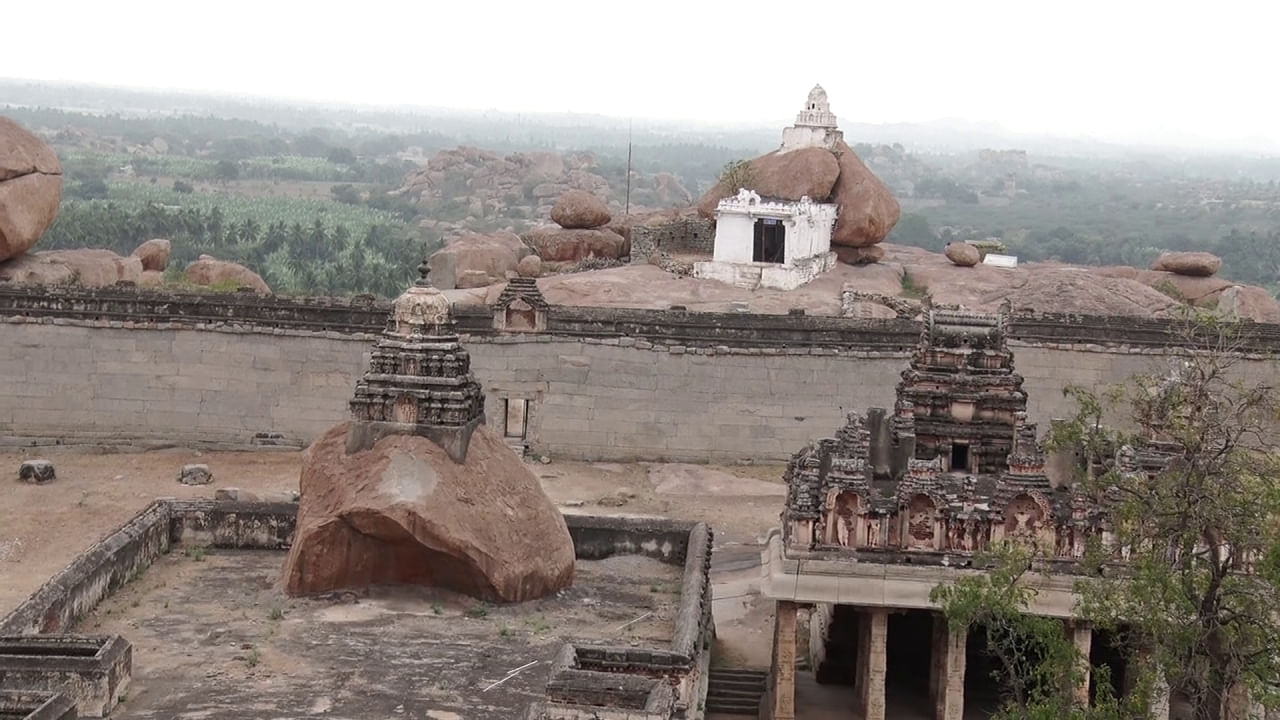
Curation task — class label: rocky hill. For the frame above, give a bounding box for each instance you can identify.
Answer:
[444,242,1280,322]
[396,146,692,237]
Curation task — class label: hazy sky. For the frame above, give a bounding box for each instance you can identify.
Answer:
[6,0,1279,148]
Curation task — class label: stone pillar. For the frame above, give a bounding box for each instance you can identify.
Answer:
[929,613,943,706]
[1146,671,1169,720]
[1070,621,1092,707]
[770,600,798,720]
[935,620,966,720]
[857,608,888,720]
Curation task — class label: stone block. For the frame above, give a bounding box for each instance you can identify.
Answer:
[0,690,77,720]
[0,635,132,718]
[17,459,55,484]
[178,464,212,485]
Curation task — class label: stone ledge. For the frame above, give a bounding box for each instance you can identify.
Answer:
[0,690,77,720]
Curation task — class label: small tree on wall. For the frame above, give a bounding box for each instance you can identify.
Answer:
[718,159,755,193]
[1055,310,1280,720]
[934,309,1280,720]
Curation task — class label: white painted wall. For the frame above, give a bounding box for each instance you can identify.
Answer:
[711,213,756,264]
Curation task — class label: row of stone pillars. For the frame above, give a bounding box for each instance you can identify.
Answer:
[766,601,1175,720]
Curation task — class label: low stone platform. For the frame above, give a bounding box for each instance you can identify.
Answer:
[73,549,682,718]
[0,634,131,718]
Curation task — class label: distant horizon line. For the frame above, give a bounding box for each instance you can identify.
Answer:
[2,76,1278,158]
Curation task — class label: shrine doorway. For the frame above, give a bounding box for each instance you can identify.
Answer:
[753,218,785,263]
[950,443,970,472]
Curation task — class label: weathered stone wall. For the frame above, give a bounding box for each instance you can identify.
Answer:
[629,217,715,264]
[3,317,1277,461]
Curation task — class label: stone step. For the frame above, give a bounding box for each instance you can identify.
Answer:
[707,667,766,716]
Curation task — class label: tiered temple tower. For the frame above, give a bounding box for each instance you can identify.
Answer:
[893,303,1027,475]
[346,270,485,463]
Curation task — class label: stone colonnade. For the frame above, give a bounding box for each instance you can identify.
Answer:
[765,602,1177,720]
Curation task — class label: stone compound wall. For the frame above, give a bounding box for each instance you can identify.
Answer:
[629,217,715,264]
[3,314,1278,461]
[4,286,1280,461]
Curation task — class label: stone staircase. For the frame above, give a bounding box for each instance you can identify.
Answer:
[706,667,768,716]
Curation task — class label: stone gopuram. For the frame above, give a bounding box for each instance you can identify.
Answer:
[282,271,575,602]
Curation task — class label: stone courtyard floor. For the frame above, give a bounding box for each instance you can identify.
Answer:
[0,448,788,698]
[76,549,682,719]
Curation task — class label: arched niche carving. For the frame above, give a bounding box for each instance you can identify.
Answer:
[1003,493,1051,543]
[393,394,417,424]
[825,490,863,547]
[504,299,539,332]
[904,494,938,550]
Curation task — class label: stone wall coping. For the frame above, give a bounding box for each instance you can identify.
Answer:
[8,284,1280,354]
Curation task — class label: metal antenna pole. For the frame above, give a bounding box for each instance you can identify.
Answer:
[625,119,633,216]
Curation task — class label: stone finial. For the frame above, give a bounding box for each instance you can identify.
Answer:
[389,285,452,337]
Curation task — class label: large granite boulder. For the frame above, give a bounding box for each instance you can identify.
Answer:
[551,190,611,229]
[427,231,530,290]
[131,238,171,271]
[184,255,271,294]
[282,423,575,602]
[0,249,143,287]
[834,245,885,266]
[0,118,63,263]
[523,226,627,262]
[1150,251,1222,277]
[696,147,840,217]
[829,141,900,248]
[944,241,981,267]
[695,142,897,248]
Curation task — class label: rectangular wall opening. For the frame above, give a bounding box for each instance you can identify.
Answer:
[949,444,969,472]
[504,398,528,439]
[752,218,786,263]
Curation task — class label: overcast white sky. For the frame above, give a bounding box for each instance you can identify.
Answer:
[6,0,1279,148]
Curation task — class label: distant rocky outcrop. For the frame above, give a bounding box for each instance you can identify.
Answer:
[0,249,143,287]
[0,117,63,263]
[694,141,899,261]
[184,255,271,295]
[427,231,532,290]
[1150,251,1222,277]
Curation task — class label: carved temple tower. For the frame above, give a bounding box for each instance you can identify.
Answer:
[346,270,486,463]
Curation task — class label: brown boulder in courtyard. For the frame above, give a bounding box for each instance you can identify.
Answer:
[551,190,611,229]
[281,422,575,602]
[0,117,63,263]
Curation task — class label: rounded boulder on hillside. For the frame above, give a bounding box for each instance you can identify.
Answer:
[551,190,612,229]
[0,117,63,263]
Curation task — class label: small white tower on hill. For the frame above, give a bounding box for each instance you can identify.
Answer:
[781,84,844,152]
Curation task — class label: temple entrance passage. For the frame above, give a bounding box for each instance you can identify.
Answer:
[964,625,1006,718]
[1090,627,1130,706]
[814,604,861,686]
[885,610,934,718]
[753,218,786,263]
